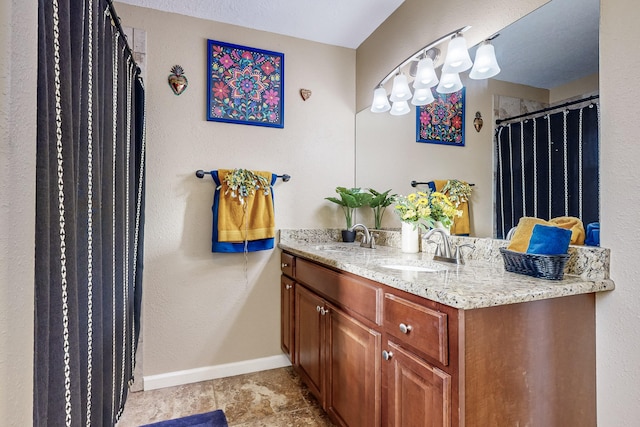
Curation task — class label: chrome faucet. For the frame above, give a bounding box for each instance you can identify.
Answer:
[424,228,475,264]
[424,228,453,259]
[349,223,377,249]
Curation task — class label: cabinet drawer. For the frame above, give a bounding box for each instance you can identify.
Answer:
[281,252,295,278]
[296,258,381,325]
[384,293,448,366]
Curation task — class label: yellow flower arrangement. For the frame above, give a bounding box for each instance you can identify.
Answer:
[393,190,461,230]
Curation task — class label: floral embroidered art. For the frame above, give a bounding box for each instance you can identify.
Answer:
[417,88,465,146]
[208,40,284,128]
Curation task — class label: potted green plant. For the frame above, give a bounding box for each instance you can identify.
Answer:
[325,187,372,242]
[367,188,395,229]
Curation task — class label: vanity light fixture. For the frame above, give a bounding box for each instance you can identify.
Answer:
[469,38,501,80]
[370,27,501,116]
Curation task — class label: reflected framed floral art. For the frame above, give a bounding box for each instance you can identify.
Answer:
[207,39,284,128]
[416,88,465,146]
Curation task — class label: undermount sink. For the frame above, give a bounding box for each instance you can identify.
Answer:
[381,264,444,273]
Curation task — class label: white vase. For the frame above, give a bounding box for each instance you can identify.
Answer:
[434,221,451,235]
[401,222,420,253]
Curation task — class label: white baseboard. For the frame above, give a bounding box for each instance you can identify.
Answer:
[142,354,292,391]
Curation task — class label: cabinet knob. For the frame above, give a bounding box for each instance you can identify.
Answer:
[281,263,289,268]
[285,284,292,290]
[316,305,322,313]
[382,350,393,361]
[319,307,329,316]
[399,323,413,334]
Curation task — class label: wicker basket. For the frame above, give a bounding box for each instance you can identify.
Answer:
[499,248,570,280]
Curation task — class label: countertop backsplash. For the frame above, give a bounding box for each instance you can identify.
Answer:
[278,228,610,280]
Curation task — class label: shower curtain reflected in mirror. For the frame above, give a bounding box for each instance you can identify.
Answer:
[495,102,599,239]
[35,0,145,425]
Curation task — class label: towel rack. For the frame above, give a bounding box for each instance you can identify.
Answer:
[195,169,291,182]
[410,180,475,187]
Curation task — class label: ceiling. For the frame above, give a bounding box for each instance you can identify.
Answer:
[116,0,599,90]
[115,0,405,49]
[488,0,599,89]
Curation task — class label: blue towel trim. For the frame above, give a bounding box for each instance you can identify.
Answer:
[210,171,276,253]
[526,224,572,255]
[585,222,600,246]
[140,409,228,426]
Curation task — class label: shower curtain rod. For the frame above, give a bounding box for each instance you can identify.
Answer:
[106,0,141,77]
[495,94,599,125]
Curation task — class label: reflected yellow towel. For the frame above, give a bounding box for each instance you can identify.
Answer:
[217,170,275,242]
[507,217,550,252]
[434,179,470,235]
[549,216,585,245]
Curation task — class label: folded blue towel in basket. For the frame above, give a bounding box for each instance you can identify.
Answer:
[526,224,572,255]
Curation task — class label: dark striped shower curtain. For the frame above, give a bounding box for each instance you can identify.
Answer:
[35,0,145,425]
[495,103,599,239]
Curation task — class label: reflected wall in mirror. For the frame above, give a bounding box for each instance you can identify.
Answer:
[355,0,599,238]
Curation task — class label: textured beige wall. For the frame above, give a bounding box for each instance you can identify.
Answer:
[116,3,356,376]
[0,1,37,425]
[597,0,640,424]
[549,73,599,103]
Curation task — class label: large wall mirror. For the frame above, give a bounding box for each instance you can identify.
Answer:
[355,0,599,238]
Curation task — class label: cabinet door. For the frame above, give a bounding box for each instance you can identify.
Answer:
[325,304,381,427]
[384,341,451,427]
[294,284,325,403]
[280,276,295,361]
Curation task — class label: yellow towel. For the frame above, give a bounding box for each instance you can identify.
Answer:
[507,217,550,252]
[434,179,470,235]
[217,170,275,242]
[549,216,585,245]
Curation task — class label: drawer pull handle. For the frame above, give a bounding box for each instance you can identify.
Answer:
[285,284,292,290]
[382,350,393,361]
[399,323,413,334]
[281,263,289,268]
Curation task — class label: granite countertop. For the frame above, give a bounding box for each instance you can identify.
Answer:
[278,229,615,310]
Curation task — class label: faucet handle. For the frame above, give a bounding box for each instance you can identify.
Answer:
[370,232,379,249]
[454,243,475,264]
[424,239,441,256]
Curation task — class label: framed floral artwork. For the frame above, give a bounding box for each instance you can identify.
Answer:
[416,88,465,146]
[207,39,284,128]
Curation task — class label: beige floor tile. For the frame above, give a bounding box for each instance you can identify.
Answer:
[117,367,334,426]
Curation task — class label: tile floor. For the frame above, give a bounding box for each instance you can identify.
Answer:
[117,367,335,426]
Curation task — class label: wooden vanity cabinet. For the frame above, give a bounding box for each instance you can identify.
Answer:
[280,251,597,427]
[288,257,382,427]
[280,252,296,361]
[381,292,457,427]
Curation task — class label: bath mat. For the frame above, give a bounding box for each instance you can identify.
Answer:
[140,409,228,427]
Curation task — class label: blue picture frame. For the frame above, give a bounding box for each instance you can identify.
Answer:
[207,39,284,128]
[416,88,465,146]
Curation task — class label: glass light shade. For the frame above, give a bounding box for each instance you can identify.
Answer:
[442,35,472,73]
[411,87,435,106]
[390,100,411,116]
[469,42,501,80]
[436,72,463,94]
[412,57,439,89]
[370,87,391,113]
[389,74,412,102]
